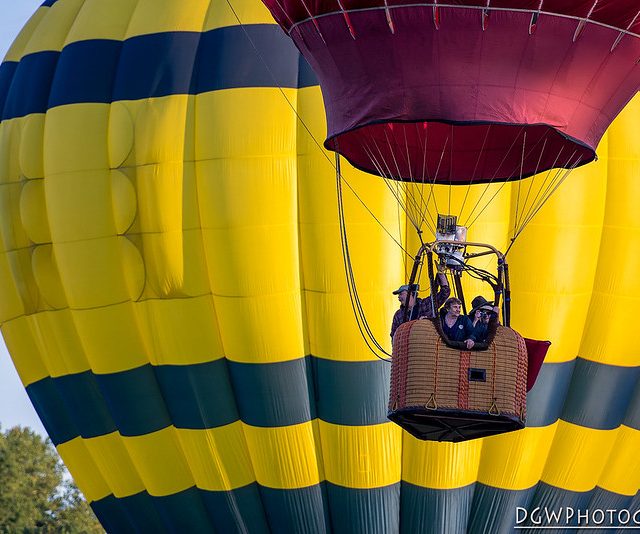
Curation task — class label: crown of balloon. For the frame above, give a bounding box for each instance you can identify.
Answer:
[263,1,640,183]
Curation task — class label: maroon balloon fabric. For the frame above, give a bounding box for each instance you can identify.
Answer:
[524,338,551,392]
[262,1,640,183]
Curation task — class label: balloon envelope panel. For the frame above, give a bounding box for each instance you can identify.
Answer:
[0,1,639,532]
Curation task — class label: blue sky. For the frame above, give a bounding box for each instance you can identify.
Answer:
[0,0,49,435]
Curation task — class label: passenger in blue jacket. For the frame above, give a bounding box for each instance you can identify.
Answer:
[440,297,475,349]
[468,295,500,343]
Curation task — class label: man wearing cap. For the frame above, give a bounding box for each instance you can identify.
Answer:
[390,272,450,340]
[468,295,500,343]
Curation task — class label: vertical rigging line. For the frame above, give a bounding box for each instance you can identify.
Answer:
[459,124,492,226]
[513,131,527,240]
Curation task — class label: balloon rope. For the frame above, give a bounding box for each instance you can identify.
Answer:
[336,153,393,362]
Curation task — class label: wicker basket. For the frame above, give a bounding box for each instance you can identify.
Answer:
[388,319,527,442]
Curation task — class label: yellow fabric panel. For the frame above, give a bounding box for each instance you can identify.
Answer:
[598,425,640,496]
[0,252,28,324]
[3,8,48,62]
[195,88,297,163]
[22,0,85,56]
[198,174,300,295]
[128,95,194,168]
[213,293,304,363]
[0,249,41,316]
[71,303,150,374]
[108,96,196,171]
[122,427,195,497]
[242,421,323,489]
[108,103,136,170]
[319,421,402,489]
[1,316,50,386]
[83,433,146,498]
[304,290,394,361]
[20,179,51,244]
[508,151,608,363]
[0,120,22,186]
[45,170,136,243]
[65,0,138,44]
[53,237,144,309]
[125,0,210,38]
[176,423,256,491]
[141,295,224,366]
[541,420,619,492]
[204,0,276,30]
[295,86,403,360]
[32,244,68,309]
[139,229,211,299]
[19,114,45,179]
[44,104,110,176]
[0,181,31,252]
[57,437,112,503]
[477,424,558,490]
[402,432,482,489]
[580,96,640,366]
[10,310,88,379]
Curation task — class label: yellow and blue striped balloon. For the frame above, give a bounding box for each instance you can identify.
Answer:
[0,1,638,532]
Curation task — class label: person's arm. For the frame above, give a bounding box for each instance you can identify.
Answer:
[433,273,450,309]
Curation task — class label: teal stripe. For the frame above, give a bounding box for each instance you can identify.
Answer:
[526,360,575,427]
[1,26,318,121]
[560,357,640,430]
[467,483,535,534]
[27,356,397,445]
[325,482,400,533]
[400,482,473,534]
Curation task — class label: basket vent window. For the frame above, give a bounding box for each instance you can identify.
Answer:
[469,368,486,382]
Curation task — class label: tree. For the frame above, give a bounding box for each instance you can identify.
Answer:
[0,426,103,533]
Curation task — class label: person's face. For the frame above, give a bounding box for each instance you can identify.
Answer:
[398,290,416,307]
[398,290,408,305]
[481,310,490,323]
[448,303,461,317]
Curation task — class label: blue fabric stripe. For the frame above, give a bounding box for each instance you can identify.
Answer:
[50,371,117,438]
[1,51,58,120]
[400,482,474,534]
[325,482,400,533]
[526,360,576,428]
[154,359,239,429]
[25,356,394,444]
[199,483,270,533]
[25,377,80,446]
[48,40,122,108]
[90,494,139,534]
[0,26,318,122]
[622,373,640,430]
[527,482,592,525]
[112,32,200,101]
[41,0,59,6]
[0,62,17,115]
[94,365,173,437]
[259,483,330,533]
[313,357,390,426]
[560,358,640,430]
[228,357,316,428]
[153,487,217,533]
[190,25,302,94]
[467,483,535,534]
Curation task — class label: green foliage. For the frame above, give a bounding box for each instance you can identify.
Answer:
[0,426,103,533]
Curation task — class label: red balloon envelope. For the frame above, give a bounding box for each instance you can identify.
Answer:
[261,0,640,183]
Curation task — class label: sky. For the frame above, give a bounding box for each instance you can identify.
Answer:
[0,0,50,436]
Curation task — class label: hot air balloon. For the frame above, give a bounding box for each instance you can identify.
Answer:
[0,0,639,532]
